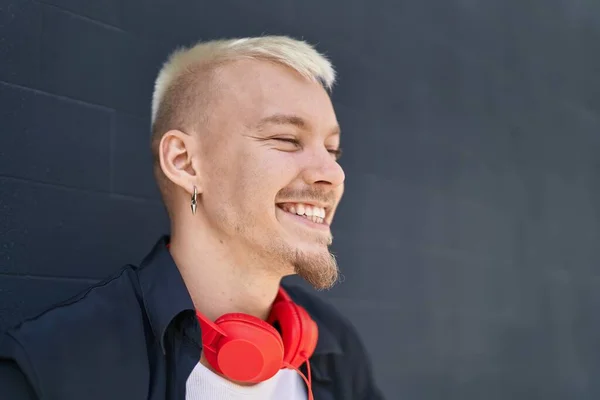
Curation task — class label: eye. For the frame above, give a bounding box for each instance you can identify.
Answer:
[274,137,300,146]
[328,148,343,161]
[272,137,301,151]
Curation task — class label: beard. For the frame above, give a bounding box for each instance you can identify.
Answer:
[248,227,340,290]
[268,226,340,290]
[292,247,340,290]
[224,205,341,290]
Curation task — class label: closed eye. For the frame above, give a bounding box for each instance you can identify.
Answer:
[273,138,301,146]
[328,148,343,161]
[271,138,302,153]
[272,138,342,160]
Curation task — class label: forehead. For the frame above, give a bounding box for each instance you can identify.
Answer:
[211,59,338,132]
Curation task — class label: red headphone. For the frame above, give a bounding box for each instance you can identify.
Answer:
[196,286,318,394]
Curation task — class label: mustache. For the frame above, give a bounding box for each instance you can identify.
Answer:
[276,187,337,206]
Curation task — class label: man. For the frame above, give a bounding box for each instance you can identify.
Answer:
[0,36,384,399]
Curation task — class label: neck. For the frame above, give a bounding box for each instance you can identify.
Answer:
[168,221,284,322]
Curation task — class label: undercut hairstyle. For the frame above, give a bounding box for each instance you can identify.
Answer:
[149,36,336,209]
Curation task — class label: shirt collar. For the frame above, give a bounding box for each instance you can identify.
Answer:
[137,235,195,354]
[311,316,343,356]
[314,320,343,355]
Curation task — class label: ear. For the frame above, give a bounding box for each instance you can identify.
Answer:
[158,129,202,196]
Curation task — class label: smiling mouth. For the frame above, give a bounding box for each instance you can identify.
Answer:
[276,202,328,225]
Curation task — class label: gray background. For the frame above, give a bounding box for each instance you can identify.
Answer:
[2,0,600,398]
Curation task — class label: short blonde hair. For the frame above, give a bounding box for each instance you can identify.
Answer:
[151,36,335,128]
[149,36,336,206]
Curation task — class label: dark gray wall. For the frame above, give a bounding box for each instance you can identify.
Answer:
[2,0,600,398]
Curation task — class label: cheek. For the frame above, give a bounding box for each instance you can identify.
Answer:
[206,145,299,216]
[239,154,301,223]
[239,157,293,204]
[240,146,296,180]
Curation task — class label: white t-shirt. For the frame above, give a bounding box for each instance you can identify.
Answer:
[185,361,308,400]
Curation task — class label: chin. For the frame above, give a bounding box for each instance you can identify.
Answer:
[264,230,339,289]
[292,247,340,291]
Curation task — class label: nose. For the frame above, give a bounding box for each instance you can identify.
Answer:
[301,146,345,188]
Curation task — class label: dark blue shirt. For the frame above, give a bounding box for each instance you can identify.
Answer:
[0,236,384,399]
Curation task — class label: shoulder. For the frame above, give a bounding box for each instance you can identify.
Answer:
[5,265,142,342]
[0,265,148,396]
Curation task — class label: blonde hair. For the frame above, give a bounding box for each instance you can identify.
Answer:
[149,36,336,207]
[151,36,336,129]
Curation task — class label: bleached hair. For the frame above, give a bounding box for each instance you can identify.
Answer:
[151,36,336,127]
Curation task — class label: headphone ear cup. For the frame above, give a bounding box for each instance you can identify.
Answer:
[269,301,318,368]
[210,313,285,383]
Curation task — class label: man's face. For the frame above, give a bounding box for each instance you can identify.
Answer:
[196,59,345,290]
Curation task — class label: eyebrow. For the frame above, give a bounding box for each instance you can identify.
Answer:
[255,113,341,136]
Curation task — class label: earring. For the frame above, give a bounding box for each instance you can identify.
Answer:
[191,186,198,215]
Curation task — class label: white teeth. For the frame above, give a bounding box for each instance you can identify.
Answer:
[279,203,327,224]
